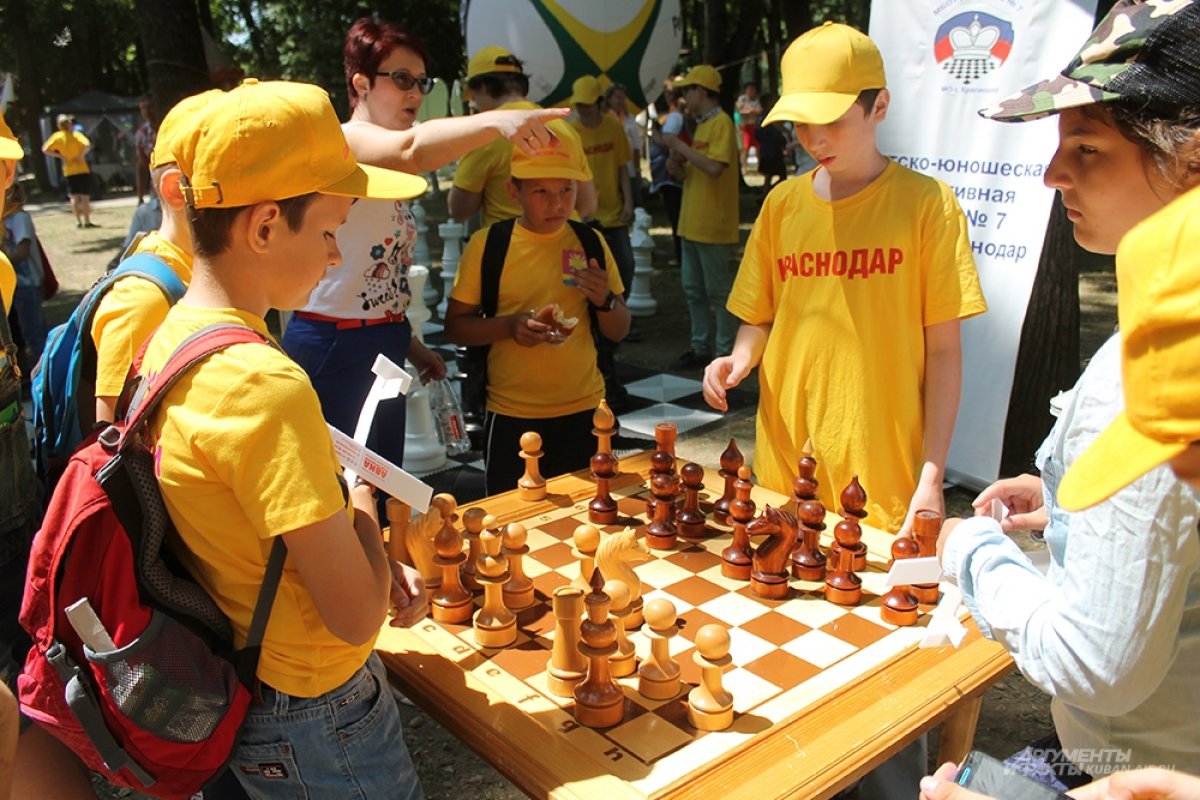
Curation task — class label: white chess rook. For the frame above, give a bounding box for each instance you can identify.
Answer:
[437,220,465,318]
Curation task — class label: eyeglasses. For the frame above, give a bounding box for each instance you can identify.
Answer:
[375,70,436,95]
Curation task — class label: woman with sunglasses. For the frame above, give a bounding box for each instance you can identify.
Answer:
[285,18,568,499]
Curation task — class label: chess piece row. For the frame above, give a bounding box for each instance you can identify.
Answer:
[551,571,734,732]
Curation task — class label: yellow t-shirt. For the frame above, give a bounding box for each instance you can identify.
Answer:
[726,161,987,531]
[571,115,631,229]
[678,110,739,244]
[0,253,13,314]
[44,130,91,176]
[141,304,367,697]
[451,221,624,418]
[453,101,592,228]
[91,233,193,397]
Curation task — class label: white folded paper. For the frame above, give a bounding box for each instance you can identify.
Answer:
[919,585,968,649]
[884,556,943,587]
[329,426,432,512]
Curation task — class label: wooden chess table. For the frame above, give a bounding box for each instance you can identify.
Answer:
[375,452,1014,800]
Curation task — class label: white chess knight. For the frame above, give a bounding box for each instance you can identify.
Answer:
[948,14,1001,60]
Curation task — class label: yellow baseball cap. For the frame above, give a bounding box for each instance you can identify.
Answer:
[467,46,523,81]
[510,119,590,182]
[150,89,225,170]
[174,79,426,208]
[764,22,886,125]
[673,65,721,94]
[0,110,22,160]
[571,76,604,106]
[1057,188,1200,511]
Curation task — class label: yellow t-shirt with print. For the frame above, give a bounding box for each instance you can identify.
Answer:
[43,130,91,176]
[726,161,987,532]
[678,110,739,244]
[451,221,624,418]
[454,101,592,228]
[91,232,193,397]
[570,114,631,229]
[141,304,368,698]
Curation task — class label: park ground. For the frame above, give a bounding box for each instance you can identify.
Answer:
[21,165,1117,799]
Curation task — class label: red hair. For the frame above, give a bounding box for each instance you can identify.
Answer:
[344,17,431,111]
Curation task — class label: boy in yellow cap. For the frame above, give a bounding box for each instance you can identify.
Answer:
[703,23,986,536]
[664,64,741,369]
[138,79,429,798]
[449,46,596,226]
[444,119,630,494]
[89,89,222,426]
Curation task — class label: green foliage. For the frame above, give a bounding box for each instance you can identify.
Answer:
[207,0,464,117]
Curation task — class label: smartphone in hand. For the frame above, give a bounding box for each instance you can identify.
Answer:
[955,750,1072,800]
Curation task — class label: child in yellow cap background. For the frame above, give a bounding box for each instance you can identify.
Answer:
[703,22,986,537]
[665,64,741,369]
[137,79,430,798]
[444,119,630,494]
[89,89,223,427]
[41,114,95,229]
[449,46,597,226]
[937,0,1200,788]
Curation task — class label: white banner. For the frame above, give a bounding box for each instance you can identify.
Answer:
[869,0,1097,489]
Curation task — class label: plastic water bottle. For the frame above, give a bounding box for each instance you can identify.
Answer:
[428,378,471,456]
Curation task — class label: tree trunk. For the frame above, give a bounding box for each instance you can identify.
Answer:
[132,0,212,113]
[998,200,1081,476]
[782,0,813,40]
[5,0,49,189]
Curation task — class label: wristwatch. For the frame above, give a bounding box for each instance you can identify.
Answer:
[592,291,618,312]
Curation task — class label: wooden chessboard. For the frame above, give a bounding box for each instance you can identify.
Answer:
[376,453,1013,800]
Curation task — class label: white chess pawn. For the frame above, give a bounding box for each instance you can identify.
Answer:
[637,598,681,700]
[688,624,733,731]
[572,524,601,593]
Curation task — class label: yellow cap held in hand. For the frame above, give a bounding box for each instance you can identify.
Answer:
[174,79,427,208]
[1057,188,1200,511]
[764,21,886,126]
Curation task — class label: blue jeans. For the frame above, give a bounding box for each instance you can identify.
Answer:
[10,284,48,370]
[680,239,738,355]
[230,653,423,800]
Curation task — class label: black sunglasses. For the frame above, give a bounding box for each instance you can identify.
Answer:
[375,70,436,95]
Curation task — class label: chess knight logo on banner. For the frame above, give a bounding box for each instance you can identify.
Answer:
[934,12,1014,85]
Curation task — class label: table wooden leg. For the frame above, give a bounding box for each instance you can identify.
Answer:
[937,693,983,766]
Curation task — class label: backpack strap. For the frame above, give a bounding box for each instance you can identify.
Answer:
[566,220,607,334]
[120,322,286,687]
[110,252,187,304]
[480,218,516,318]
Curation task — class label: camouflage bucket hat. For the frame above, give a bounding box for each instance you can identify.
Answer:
[981,0,1200,122]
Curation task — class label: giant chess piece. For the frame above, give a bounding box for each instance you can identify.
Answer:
[402,263,448,473]
[678,462,708,538]
[502,523,535,610]
[518,431,547,500]
[688,624,734,731]
[573,569,625,728]
[547,586,587,697]
[747,505,795,600]
[714,439,744,525]
[721,465,756,581]
[436,219,464,318]
[911,509,943,605]
[837,476,869,572]
[637,598,681,700]
[880,536,920,626]
[626,207,658,316]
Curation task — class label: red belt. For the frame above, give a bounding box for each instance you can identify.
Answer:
[294,310,406,330]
